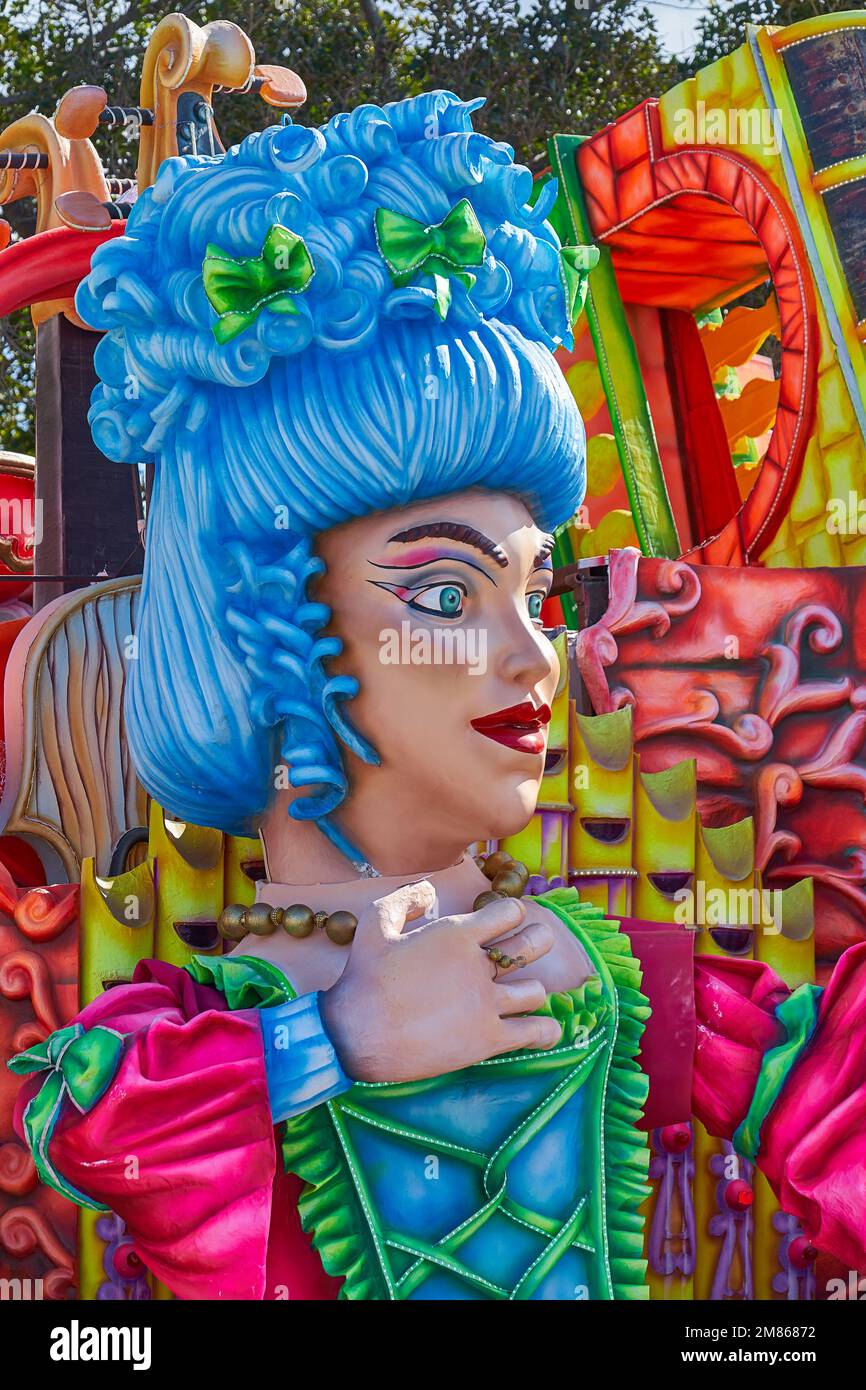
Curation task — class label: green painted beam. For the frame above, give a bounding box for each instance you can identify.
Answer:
[548,134,680,560]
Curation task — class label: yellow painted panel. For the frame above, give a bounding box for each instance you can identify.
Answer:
[633,759,696,921]
[148,803,225,965]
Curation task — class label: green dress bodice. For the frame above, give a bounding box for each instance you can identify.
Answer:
[244,889,652,1300]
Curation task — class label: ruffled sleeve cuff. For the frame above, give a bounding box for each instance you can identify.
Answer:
[258,993,352,1122]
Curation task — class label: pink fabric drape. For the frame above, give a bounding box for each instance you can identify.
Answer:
[13,946,866,1298]
[14,959,338,1300]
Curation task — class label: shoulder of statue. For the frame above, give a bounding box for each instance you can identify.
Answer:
[528,888,650,1018]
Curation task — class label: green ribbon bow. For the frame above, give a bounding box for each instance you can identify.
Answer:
[202,224,315,345]
[375,198,486,320]
[9,1023,123,1209]
[560,243,600,327]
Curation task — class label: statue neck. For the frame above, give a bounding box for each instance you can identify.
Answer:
[257,851,489,922]
[259,786,475,884]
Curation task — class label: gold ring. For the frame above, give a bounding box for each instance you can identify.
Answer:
[486,946,526,977]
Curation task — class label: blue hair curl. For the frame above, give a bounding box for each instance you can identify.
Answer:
[78,92,588,842]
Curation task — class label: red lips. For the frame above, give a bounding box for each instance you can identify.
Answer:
[470,700,552,755]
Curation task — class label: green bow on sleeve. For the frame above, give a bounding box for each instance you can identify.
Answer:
[560,243,600,326]
[375,198,487,321]
[8,1022,124,1210]
[203,224,315,345]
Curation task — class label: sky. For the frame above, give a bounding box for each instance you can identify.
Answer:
[645,0,715,56]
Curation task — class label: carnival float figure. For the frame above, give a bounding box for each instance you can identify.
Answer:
[8,92,866,1300]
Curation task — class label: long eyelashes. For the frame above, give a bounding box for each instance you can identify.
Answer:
[369,579,467,619]
[371,578,549,626]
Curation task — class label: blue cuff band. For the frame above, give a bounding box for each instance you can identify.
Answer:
[259,992,351,1123]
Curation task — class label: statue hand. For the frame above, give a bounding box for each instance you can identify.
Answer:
[320,880,561,1083]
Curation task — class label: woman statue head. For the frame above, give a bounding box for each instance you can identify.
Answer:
[78,92,592,874]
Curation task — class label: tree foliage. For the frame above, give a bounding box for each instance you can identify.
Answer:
[0,0,679,451]
[692,0,860,71]
[0,0,848,451]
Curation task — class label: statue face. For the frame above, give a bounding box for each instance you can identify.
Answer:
[313,488,560,866]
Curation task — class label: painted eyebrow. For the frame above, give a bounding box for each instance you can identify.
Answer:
[387,522,509,568]
[533,536,555,569]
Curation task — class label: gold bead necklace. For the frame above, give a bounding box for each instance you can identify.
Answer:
[216,850,530,946]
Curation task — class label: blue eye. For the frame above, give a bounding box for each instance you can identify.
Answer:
[409,583,465,618]
[527,592,545,622]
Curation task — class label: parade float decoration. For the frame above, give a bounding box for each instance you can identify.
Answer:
[551,11,866,573]
[0,10,865,1303]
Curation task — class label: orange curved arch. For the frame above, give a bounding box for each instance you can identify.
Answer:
[578,100,818,566]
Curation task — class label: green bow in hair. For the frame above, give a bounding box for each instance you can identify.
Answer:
[9,1022,123,1209]
[560,243,600,326]
[375,198,486,320]
[203,224,315,345]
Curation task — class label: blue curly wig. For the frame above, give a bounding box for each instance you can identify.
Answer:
[77,92,588,853]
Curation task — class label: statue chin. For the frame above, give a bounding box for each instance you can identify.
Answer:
[474,778,542,844]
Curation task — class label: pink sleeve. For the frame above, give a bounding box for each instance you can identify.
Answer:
[756,944,866,1272]
[14,960,277,1300]
[693,946,866,1271]
[692,952,788,1141]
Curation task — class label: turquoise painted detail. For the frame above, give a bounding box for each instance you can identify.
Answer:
[184,893,652,1299]
[733,983,822,1162]
[7,1022,123,1211]
[280,891,652,1300]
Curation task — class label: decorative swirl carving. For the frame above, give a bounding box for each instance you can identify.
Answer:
[759,605,852,728]
[797,709,866,796]
[0,1204,74,1270]
[638,691,774,761]
[754,764,804,873]
[785,605,845,657]
[597,546,641,629]
[574,624,621,715]
[609,684,637,712]
[13,887,78,942]
[44,1267,77,1300]
[0,1141,36,1196]
[11,1020,49,1053]
[0,949,60,1033]
[653,558,703,617]
[0,1204,76,1299]
[769,852,866,917]
[575,548,703,715]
